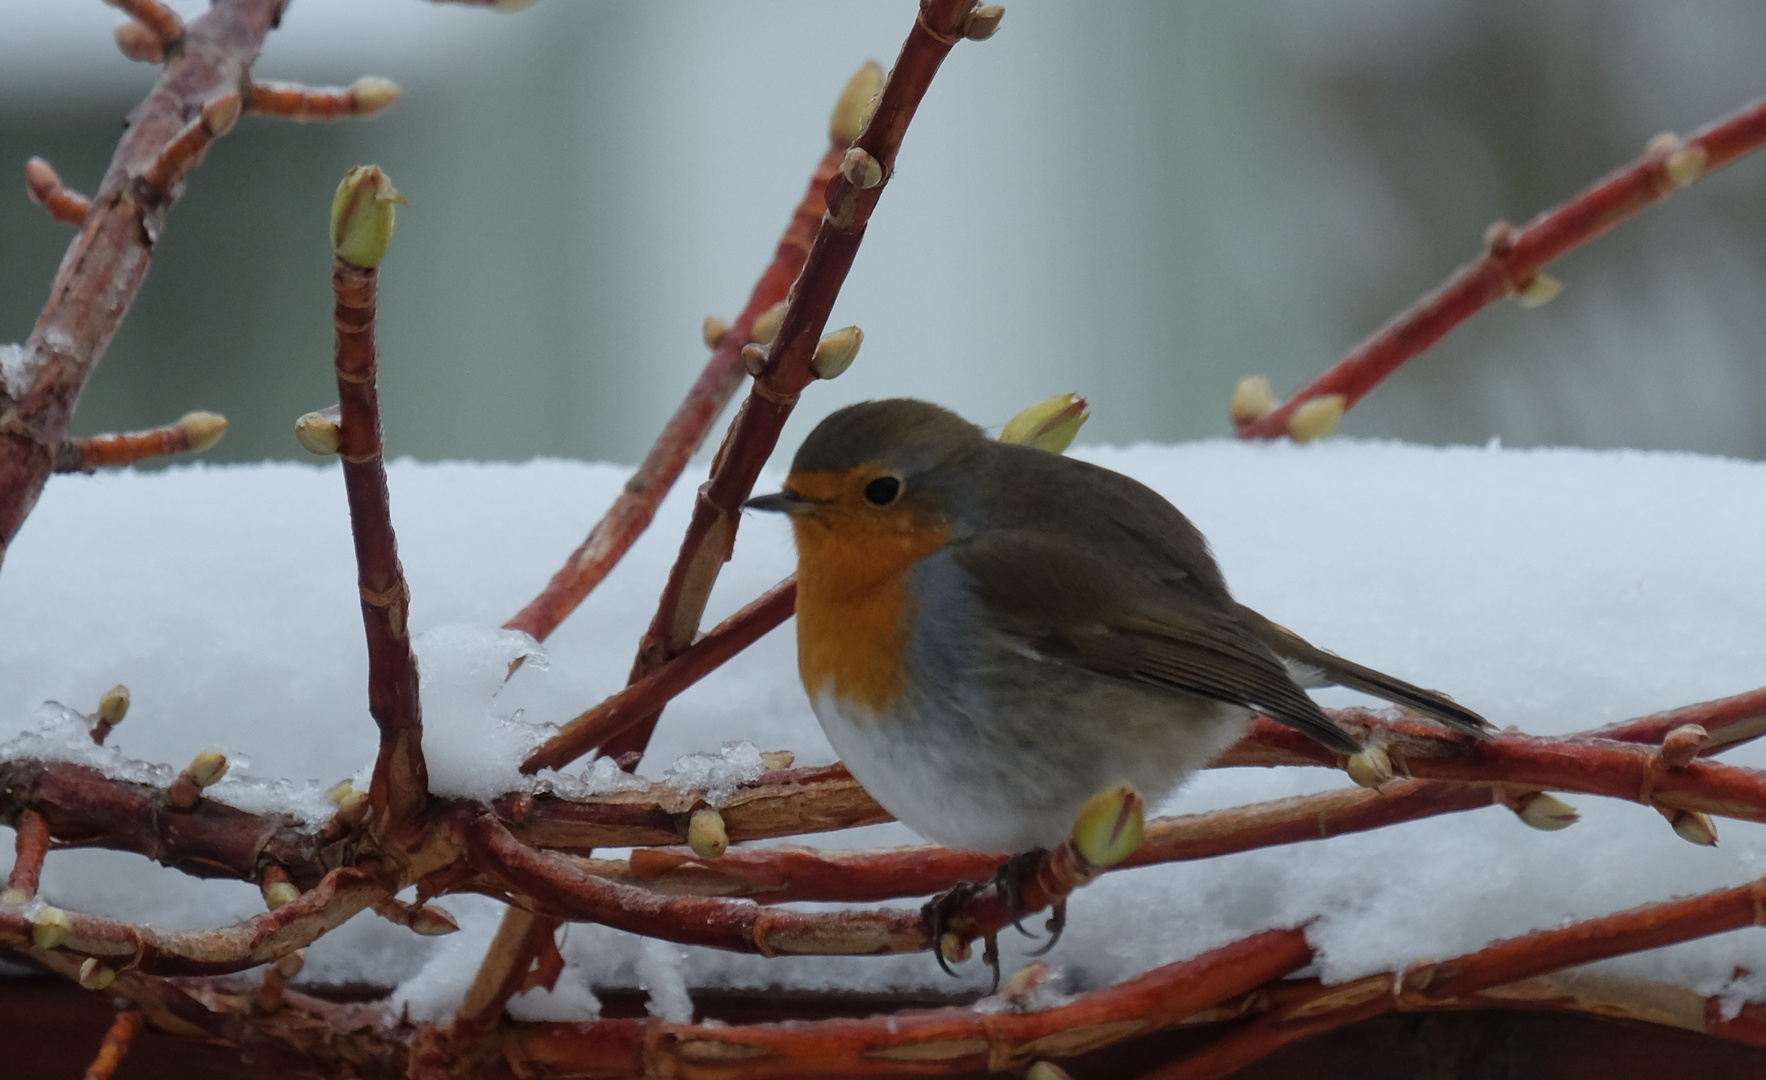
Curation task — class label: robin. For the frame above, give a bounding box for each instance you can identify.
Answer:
[745,398,1489,970]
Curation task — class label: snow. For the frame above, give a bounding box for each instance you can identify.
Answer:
[3,441,1766,1017]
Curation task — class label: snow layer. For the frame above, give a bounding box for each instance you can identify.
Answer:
[3,441,1766,1016]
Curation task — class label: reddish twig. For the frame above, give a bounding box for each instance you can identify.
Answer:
[1235,94,1766,440]
[0,0,282,567]
[24,157,92,226]
[597,0,985,765]
[1586,684,1766,753]
[332,238,428,830]
[80,1008,144,1080]
[6,807,49,900]
[505,928,1313,1079]
[247,77,402,122]
[51,410,227,472]
[1143,875,1766,1080]
[524,578,795,772]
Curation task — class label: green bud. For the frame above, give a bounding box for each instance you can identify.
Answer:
[1071,784,1144,868]
[32,906,71,949]
[97,685,131,726]
[688,808,729,859]
[330,165,405,269]
[1000,393,1089,454]
[830,60,885,144]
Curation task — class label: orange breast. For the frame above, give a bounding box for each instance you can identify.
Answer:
[787,471,952,718]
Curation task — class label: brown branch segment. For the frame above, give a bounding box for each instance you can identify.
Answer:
[597,0,985,766]
[52,410,227,472]
[113,0,186,49]
[1234,94,1766,440]
[0,0,281,567]
[247,77,402,122]
[5,807,49,900]
[331,254,428,829]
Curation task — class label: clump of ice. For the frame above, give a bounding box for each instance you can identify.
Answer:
[413,623,549,800]
[635,936,695,1023]
[662,740,767,807]
[1,702,177,787]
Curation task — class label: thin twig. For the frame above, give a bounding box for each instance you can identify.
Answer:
[1235,94,1766,440]
[6,807,49,900]
[80,1009,144,1080]
[0,0,281,567]
[51,411,226,472]
[247,77,402,122]
[332,250,428,830]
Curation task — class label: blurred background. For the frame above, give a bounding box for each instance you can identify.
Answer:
[2,0,1764,465]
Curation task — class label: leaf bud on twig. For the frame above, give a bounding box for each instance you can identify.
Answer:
[97,685,131,726]
[1659,724,1709,770]
[1345,747,1394,789]
[939,932,971,965]
[1000,393,1089,454]
[1507,790,1579,831]
[702,314,728,349]
[0,889,25,906]
[330,165,405,269]
[810,325,864,380]
[1025,1062,1074,1080]
[295,405,342,455]
[79,958,116,991]
[830,60,885,144]
[1662,808,1718,847]
[178,411,228,452]
[114,20,164,63]
[963,4,1007,41]
[410,904,460,936]
[32,905,72,949]
[759,750,795,771]
[749,300,788,346]
[840,147,883,190]
[169,751,228,809]
[1515,274,1564,309]
[274,948,307,979]
[688,808,729,859]
[348,76,403,118]
[1229,376,1276,424]
[1071,784,1145,868]
[202,94,242,139]
[1287,394,1346,442]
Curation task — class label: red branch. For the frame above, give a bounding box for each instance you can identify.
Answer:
[80,1009,143,1080]
[0,0,281,566]
[505,928,1314,1079]
[524,578,795,772]
[598,0,980,765]
[1147,876,1766,1080]
[1235,94,1766,440]
[24,157,92,227]
[52,410,226,472]
[332,258,428,829]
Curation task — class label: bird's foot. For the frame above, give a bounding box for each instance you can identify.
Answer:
[995,848,1051,939]
[922,879,985,979]
[1026,899,1067,958]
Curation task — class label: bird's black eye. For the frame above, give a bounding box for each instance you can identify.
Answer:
[863,476,902,506]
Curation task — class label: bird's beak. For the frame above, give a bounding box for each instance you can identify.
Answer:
[744,490,818,516]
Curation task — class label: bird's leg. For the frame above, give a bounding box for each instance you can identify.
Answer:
[995,848,1049,938]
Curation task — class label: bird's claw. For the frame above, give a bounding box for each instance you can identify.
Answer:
[1025,900,1066,958]
[922,879,983,978]
[996,849,1049,939]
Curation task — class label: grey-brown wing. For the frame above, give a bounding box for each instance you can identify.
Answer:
[952,530,1362,755]
[1234,604,1493,739]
